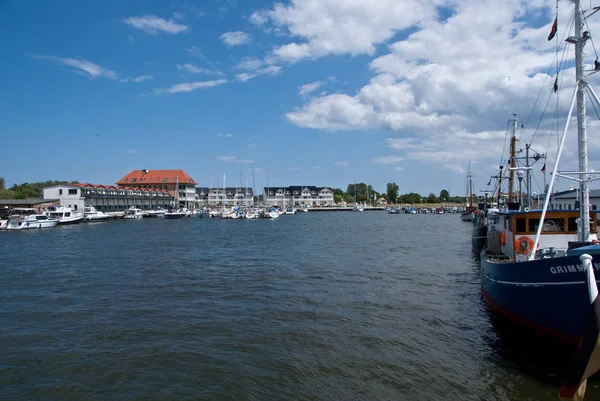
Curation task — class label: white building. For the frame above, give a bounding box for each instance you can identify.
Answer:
[43,184,85,211]
[552,189,600,211]
[43,183,174,212]
[196,187,254,207]
[263,186,335,207]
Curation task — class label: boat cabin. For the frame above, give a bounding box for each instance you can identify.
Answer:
[486,210,598,262]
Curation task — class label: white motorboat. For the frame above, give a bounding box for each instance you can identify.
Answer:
[164,208,192,219]
[45,206,84,224]
[83,206,109,221]
[6,211,58,230]
[245,209,260,219]
[123,207,144,219]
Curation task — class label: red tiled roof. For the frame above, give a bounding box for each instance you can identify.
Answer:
[116,169,197,186]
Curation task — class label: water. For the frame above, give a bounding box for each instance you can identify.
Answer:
[1,212,598,400]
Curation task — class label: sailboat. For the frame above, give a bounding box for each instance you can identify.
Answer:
[460,162,477,221]
[352,182,364,211]
[481,0,600,346]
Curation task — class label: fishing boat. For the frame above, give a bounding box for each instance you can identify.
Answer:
[460,163,477,221]
[481,0,600,346]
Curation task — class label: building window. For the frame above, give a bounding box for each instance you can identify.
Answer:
[131,178,137,183]
[124,179,128,183]
[59,189,63,195]
[68,189,77,195]
[163,178,168,183]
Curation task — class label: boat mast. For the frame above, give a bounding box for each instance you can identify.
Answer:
[574,0,591,241]
[507,114,518,204]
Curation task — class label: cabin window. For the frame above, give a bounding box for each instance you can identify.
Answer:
[593,204,597,211]
[559,204,563,210]
[516,218,527,233]
[59,189,63,195]
[568,204,572,210]
[568,217,579,232]
[68,189,77,195]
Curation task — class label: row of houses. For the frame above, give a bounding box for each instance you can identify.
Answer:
[39,169,336,212]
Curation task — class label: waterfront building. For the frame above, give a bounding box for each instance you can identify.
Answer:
[551,189,600,211]
[116,169,198,209]
[196,187,254,207]
[43,183,174,212]
[263,186,335,207]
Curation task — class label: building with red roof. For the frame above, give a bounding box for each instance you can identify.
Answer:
[115,169,198,209]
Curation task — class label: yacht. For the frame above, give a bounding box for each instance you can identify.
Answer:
[83,206,110,222]
[123,207,144,219]
[45,206,83,224]
[6,208,58,230]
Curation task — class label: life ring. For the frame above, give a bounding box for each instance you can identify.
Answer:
[515,236,535,255]
[500,230,506,245]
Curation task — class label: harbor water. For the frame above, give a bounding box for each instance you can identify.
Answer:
[1,212,598,400]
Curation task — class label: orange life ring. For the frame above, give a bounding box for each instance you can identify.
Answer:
[500,230,506,245]
[515,236,535,255]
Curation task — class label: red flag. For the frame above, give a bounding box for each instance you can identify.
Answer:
[541,163,546,173]
[548,17,558,41]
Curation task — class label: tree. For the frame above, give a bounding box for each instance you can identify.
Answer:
[439,189,450,202]
[386,182,399,203]
[0,177,4,190]
[426,193,437,203]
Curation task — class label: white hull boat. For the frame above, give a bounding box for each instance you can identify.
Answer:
[46,206,83,224]
[6,214,58,230]
[123,207,144,219]
[83,206,109,221]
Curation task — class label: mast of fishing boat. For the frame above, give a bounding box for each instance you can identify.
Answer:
[574,0,591,241]
[507,114,518,204]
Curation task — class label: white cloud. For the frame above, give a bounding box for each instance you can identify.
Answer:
[155,79,227,94]
[31,55,118,80]
[335,161,349,168]
[124,15,189,34]
[216,155,253,163]
[248,142,257,148]
[373,155,405,164]
[220,31,252,46]
[177,64,224,75]
[392,166,404,171]
[298,80,325,96]
[282,1,583,174]
[126,149,137,154]
[120,75,153,83]
[185,46,203,57]
[290,167,301,171]
[236,73,258,82]
[172,12,185,20]
[218,133,233,138]
[251,0,439,63]
[235,57,264,70]
[235,65,282,82]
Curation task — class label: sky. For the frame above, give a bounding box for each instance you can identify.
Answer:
[2,0,600,197]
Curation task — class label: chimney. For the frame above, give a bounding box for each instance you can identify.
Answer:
[142,169,148,174]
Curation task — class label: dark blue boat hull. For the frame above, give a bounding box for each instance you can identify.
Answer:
[481,252,600,344]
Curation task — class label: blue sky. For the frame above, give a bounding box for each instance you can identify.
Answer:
[2,0,600,197]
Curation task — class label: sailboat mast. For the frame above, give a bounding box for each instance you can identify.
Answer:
[574,0,591,241]
[508,114,518,204]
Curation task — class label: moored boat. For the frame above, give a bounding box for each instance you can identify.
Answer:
[5,208,58,230]
[83,206,109,221]
[481,0,600,346]
[123,207,144,219]
[45,206,83,224]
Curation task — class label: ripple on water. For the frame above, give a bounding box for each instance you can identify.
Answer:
[0,213,598,400]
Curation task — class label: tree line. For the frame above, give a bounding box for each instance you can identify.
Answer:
[330,182,466,204]
[0,178,79,199]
